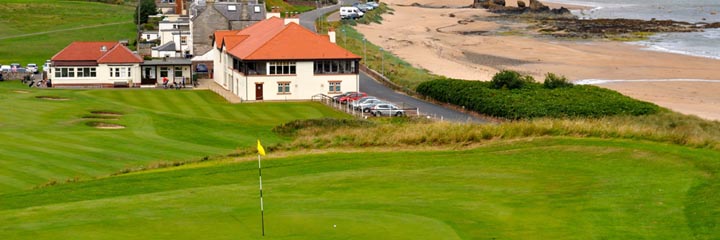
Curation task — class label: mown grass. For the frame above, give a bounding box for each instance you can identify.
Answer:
[0,81,347,194]
[0,0,136,65]
[0,137,717,239]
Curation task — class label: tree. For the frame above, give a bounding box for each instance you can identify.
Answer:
[134,0,158,25]
[490,70,534,90]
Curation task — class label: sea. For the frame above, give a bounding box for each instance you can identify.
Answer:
[542,0,720,60]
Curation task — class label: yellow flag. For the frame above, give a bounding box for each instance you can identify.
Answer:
[257,139,266,156]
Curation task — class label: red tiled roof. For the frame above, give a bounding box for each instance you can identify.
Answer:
[220,17,360,61]
[223,35,249,51]
[98,44,143,63]
[214,30,242,49]
[52,42,142,63]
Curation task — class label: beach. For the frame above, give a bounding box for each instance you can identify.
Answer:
[355,0,720,120]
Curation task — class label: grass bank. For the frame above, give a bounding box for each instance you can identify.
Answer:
[0,81,347,194]
[0,0,136,65]
[0,137,717,239]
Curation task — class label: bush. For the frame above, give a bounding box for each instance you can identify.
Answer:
[543,73,573,89]
[490,70,534,89]
[273,118,374,136]
[417,78,660,119]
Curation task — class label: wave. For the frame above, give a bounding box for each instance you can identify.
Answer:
[574,79,720,85]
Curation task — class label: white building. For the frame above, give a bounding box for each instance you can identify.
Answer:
[50,42,143,88]
[151,16,192,58]
[213,17,361,101]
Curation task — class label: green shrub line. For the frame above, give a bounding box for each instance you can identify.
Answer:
[417,76,660,119]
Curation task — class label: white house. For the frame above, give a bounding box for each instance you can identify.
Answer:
[151,16,192,58]
[213,17,361,101]
[50,42,143,88]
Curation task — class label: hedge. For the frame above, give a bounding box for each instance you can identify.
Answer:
[416,79,660,119]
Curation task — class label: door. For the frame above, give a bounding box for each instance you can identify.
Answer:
[142,66,156,85]
[255,83,263,100]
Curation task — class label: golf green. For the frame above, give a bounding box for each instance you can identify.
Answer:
[0,138,717,239]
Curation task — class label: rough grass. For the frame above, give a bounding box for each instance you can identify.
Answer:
[277,112,720,151]
[0,137,717,239]
[0,0,136,65]
[0,81,348,194]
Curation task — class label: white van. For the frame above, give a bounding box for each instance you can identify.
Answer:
[340,6,363,19]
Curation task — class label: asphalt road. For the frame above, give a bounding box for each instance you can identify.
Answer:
[299,2,484,123]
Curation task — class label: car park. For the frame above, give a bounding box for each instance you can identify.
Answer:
[26,63,38,74]
[371,103,405,116]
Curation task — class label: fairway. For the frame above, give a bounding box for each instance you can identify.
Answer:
[0,0,136,65]
[0,81,348,193]
[0,137,718,239]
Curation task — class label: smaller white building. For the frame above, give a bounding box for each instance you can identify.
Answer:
[50,42,143,88]
[151,16,193,58]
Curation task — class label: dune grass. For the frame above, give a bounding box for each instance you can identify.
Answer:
[0,137,718,239]
[0,0,136,65]
[0,81,347,194]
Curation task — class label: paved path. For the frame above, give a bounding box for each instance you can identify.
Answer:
[298,2,484,123]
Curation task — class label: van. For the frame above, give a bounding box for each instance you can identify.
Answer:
[340,6,363,19]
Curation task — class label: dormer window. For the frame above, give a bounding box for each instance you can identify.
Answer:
[254,6,261,13]
[228,5,236,11]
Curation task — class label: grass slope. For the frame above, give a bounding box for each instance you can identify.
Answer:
[0,138,717,239]
[0,81,347,193]
[0,0,135,65]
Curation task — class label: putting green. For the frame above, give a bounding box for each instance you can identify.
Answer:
[0,138,717,239]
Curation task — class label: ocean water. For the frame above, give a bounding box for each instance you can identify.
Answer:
[543,0,720,59]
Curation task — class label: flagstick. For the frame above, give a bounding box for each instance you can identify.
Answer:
[258,154,265,236]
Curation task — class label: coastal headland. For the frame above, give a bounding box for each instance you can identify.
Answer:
[356,0,720,120]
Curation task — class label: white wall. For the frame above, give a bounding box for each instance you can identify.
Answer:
[52,64,141,87]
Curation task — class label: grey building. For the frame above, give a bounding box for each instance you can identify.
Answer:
[190,0,267,56]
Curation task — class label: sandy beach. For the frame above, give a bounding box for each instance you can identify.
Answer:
[355,0,720,120]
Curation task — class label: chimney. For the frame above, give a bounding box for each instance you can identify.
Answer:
[266,6,281,19]
[284,12,300,25]
[328,28,336,44]
[175,0,183,15]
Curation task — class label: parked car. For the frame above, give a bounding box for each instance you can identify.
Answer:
[371,103,405,116]
[353,3,373,12]
[10,63,21,72]
[340,6,364,19]
[366,0,380,8]
[332,92,353,102]
[26,63,38,74]
[0,65,11,72]
[355,99,387,112]
[339,91,367,104]
[349,96,377,108]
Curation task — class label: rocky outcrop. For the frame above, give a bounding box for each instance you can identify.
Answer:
[537,18,720,39]
[474,0,571,16]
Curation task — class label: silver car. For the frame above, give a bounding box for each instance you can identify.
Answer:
[371,103,404,117]
[355,99,386,112]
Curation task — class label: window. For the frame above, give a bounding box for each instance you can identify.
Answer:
[268,61,296,75]
[329,81,341,93]
[228,5,237,11]
[110,67,131,78]
[277,82,290,94]
[314,60,357,74]
[254,6,261,13]
[174,67,183,77]
[160,67,169,77]
[76,67,96,78]
[181,36,187,45]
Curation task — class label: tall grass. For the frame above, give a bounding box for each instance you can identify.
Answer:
[277,112,720,150]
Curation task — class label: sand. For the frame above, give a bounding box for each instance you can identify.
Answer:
[356,0,720,120]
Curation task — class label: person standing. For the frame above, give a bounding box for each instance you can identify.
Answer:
[162,77,169,89]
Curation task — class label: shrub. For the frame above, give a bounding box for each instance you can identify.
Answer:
[273,118,374,136]
[490,70,534,89]
[543,73,573,89]
[416,79,660,119]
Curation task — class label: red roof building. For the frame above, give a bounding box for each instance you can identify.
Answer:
[50,42,144,88]
[213,17,361,101]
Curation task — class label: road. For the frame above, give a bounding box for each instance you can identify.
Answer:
[299,2,484,122]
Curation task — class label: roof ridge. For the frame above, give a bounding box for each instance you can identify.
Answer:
[243,22,295,59]
[97,43,121,62]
